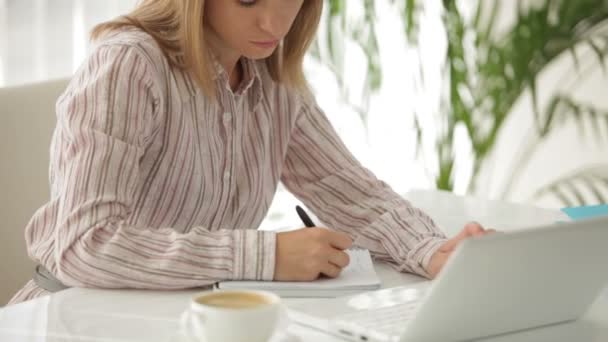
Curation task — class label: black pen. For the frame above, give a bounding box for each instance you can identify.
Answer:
[296,205,316,227]
[296,205,357,251]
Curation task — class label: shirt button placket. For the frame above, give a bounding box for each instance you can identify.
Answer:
[223,112,232,124]
[223,112,233,184]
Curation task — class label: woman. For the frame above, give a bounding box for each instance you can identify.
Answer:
[9,0,492,305]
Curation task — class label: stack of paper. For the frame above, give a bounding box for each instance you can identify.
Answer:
[216,248,381,297]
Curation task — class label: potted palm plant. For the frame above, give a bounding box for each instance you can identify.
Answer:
[312,0,608,206]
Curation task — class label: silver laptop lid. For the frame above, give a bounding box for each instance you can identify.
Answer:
[403,216,608,341]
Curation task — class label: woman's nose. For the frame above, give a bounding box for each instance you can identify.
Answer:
[257,10,284,37]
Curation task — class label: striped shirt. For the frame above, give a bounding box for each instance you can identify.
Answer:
[9,27,447,305]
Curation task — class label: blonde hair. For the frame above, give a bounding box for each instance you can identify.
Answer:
[91,0,323,99]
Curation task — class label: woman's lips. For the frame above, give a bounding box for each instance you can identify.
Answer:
[251,40,279,49]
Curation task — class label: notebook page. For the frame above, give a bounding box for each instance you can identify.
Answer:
[218,249,380,291]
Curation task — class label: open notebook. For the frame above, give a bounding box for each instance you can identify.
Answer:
[215,248,381,297]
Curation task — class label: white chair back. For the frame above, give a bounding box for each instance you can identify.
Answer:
[0,78,69,305]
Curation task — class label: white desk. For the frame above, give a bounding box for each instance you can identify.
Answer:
[1,190,607,342]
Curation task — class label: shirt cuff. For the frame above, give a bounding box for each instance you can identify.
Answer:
[231,230,276,281]
[406,236,448,279]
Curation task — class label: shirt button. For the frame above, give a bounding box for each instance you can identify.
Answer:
[223,112,232,123]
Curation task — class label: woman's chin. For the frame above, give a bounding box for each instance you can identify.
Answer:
[243,47,278,60]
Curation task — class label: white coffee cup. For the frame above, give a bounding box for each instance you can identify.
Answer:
[180,290,281,342]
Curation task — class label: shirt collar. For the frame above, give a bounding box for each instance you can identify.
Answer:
[211,55,263,110]
[173,55,263,111]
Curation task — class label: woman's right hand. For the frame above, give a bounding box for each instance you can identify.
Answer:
[274,227,353,281]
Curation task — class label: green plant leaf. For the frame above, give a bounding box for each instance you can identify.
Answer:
[534,165,608,206]
[587,38,607,73]
[312,0,608,199]
[541,95,608,142]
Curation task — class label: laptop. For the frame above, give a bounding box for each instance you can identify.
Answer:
[288,217,608,342]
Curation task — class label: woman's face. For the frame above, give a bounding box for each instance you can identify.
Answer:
[204,0,305,60]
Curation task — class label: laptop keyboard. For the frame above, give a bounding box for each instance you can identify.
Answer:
[331,286,428,341]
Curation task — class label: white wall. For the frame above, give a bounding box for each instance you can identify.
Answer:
[0,0,138,86]
[0,0,6,85]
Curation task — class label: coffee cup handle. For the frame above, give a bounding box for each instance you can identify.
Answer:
[180,309,207,342]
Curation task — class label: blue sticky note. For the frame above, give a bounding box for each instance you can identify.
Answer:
[561,204,608,220]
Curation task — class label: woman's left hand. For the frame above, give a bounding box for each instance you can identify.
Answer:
[426,222,497,279]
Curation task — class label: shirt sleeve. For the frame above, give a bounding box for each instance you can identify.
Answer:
[280,99,447,278]
[47,43,275,289]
